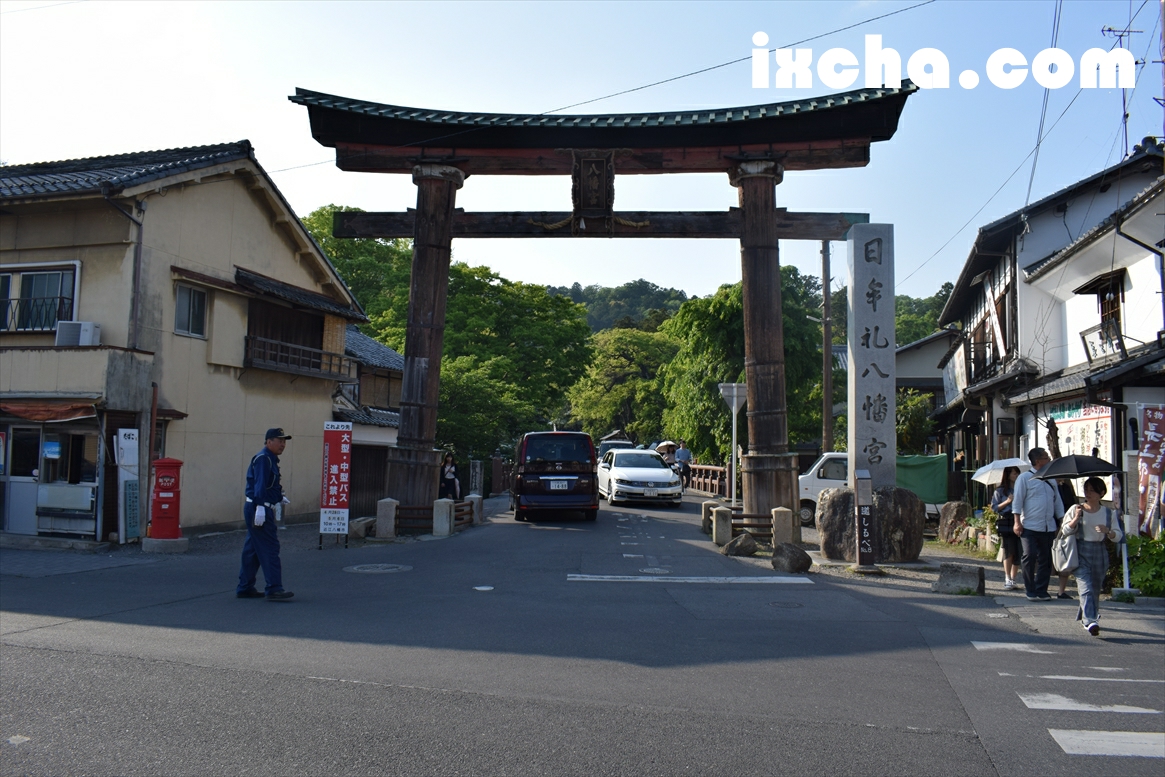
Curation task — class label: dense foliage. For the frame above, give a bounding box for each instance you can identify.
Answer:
[548,279,688,332]
[830,281,953,346]
[567,328,679,444]
[1127,534,1165,596]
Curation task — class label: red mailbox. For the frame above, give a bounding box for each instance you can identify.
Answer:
[151,458,184,539]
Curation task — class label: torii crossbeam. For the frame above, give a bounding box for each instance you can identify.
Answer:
[291,82,917,512]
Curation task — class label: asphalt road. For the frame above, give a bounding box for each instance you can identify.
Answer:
[2,497,1162,776]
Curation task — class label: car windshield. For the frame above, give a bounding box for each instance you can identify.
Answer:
[614,453,668,469]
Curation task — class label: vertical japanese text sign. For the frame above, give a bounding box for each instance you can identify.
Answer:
[320,421,352,534]
[1137,405,1165,536]
[847,224,896,489]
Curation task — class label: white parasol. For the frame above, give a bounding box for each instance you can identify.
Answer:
[971,457,1030,486]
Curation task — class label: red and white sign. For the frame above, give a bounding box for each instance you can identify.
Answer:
[320,421,352,534]
[1137,406,1165,537]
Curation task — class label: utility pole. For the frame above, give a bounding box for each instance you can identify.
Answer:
[821,240,834,452]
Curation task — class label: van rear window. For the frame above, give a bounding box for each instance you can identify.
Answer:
[524,436,591,463]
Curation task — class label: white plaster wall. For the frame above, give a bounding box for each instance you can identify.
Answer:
[1124,253,1163,344]
[1017,282,1067,373]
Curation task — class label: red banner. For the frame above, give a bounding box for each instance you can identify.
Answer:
[320,421,352,534]
[1137,406,1165,537]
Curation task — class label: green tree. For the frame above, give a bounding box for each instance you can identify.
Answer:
[548,278,688,331]
[660,266,824,465]
[436,356,534,459]
[568,328,679,444]
[829,281,954,346]
[896,389,936,454]
[300,204,412,323]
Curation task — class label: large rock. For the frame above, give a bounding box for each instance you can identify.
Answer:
[939,501,971,543]
[721,532,758,557]
[817,486,926,562]
[931,562,985,595]
[772,542,812,573]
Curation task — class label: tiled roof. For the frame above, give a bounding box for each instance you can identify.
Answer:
[0,142,253,199]
[1003,362,1091,407]
[1024,176,1165,281]
[334,407,400,428]
[292,83,918,132]
[235,268,367,322]
[345,325,403,371]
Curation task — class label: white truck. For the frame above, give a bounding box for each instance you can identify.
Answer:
[798,452,944,526]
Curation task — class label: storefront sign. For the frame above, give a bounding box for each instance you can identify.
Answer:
[1137,405,1165,537]
[319,421,352,535]
[1047,396,1112,458]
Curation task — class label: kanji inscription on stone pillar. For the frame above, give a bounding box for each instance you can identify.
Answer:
[847,224,896,489]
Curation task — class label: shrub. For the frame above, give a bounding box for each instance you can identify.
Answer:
[1127,534,1165,597]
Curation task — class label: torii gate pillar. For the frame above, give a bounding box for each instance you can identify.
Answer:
[384,164,465,507]
[732,161,799,515]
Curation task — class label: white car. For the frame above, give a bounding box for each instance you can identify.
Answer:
[598,449,683,507]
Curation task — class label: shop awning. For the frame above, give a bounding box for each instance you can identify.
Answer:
[0,400,98,422]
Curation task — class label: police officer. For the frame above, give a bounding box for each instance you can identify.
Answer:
[236,428,294,601]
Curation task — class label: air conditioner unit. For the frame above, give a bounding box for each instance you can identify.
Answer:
[55,321,101,347]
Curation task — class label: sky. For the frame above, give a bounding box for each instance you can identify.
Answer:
[1,0,1161,301]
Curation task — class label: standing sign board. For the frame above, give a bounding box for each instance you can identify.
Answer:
[320,422,352,535]
[1137,405,1165,537]
[115,429,140,542]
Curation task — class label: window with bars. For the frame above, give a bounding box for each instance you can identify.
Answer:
[1,268,76,331]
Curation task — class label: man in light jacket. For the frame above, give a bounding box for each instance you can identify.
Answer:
[1011,447,1064,601]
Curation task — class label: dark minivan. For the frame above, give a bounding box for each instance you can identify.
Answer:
[510,431,599,521]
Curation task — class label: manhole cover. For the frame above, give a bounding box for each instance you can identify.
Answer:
[769,602,804,608]
[639,567,670,574]
[343,563,412,574]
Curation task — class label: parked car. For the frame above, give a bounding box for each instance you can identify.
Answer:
[597,449,683,507]
[598,439,635,458]
[798,452,944,527]
[510,431,599,521]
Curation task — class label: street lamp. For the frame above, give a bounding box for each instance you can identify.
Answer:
[718,382,746,508]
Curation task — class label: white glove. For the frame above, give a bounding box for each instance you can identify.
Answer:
[282,497,290,505]
[254,505,266,526]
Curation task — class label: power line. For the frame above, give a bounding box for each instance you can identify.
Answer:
[0,1,85,14]
[1023,0,1064,208]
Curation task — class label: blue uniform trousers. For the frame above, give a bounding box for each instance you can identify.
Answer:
[237,502,283,595]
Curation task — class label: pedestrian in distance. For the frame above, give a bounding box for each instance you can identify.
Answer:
[1054,478,1079,599]
[991,466,1022,590]
[675,440,694,488]
[438,452,460,500]
[236,428,294,601]
[1061,476,1123,636]
[1012,447,1064,601]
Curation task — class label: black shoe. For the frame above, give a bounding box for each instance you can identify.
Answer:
[266,590,295,601]
[1057,592,1074,600]
[236,589,265,599]
[1036,594,1052,601]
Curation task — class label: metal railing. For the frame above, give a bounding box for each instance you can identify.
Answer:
[1,297,74,332]
[243,335,354,379]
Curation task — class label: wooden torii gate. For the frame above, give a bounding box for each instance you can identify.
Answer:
[291,82,916,514]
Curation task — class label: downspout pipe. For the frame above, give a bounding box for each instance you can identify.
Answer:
[102,187,146,351]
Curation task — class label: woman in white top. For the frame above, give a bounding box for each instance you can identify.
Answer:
[1061,476,1123,636]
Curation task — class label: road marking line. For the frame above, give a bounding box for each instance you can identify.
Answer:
[620,542,640,546]
[567,574,814,584]
[1088,667,1127,672]
[973,641,1057,654]
[1041,675,1165,684]
[1020,693,1162,714]
[1048,729,1165,757]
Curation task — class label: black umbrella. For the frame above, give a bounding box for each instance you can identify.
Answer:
[1035,455,1120,480]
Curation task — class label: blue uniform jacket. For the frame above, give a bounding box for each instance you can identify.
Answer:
[246,447,283,507]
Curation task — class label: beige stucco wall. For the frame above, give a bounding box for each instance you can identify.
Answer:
[2,168,362,530]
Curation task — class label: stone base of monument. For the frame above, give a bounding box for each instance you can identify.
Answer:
[848,563,886,575]
[817,486,925,563]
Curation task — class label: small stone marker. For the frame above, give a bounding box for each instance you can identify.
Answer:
[433,499,454,537]
[712,507,733,546]
[932,562,985,595]
[374,497,399,541]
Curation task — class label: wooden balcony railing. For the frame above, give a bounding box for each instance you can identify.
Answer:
[244,335,354,379]
[1,297,74,332]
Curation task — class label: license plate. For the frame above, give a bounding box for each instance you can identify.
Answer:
[644,488,658,497]
[549,481,568,490]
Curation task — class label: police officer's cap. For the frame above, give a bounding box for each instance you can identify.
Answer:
[265,427,292,441]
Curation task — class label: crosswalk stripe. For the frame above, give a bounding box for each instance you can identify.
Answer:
[567,574,813,584]
[1048,729,1165,757]
[1020,693,1162,714]
[1041,675,1165,684]
[972,641,1056,654]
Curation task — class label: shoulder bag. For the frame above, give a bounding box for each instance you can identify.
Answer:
[1052,515,1079,574]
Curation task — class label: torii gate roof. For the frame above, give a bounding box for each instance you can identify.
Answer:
[290,82,917,175]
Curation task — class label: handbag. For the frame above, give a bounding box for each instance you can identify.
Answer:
[1052,522,1079,574]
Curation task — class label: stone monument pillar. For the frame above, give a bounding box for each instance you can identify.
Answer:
[385,164,465,506]
[846,224,896,489]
